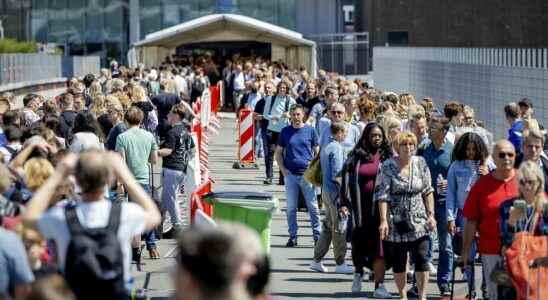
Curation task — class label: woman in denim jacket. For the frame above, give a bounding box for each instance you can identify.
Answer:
[446,132,493,295]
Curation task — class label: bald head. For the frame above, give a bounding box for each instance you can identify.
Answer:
[493,139,516,173]
[493,139,515,154]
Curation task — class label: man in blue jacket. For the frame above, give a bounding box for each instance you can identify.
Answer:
[505,102,524,154]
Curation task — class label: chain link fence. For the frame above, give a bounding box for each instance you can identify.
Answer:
[307,32,370,75]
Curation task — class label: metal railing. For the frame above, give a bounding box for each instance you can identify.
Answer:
[307,32,370,75]
[374,47,548,69]
[0,54,100,86]
[373,46,548,140]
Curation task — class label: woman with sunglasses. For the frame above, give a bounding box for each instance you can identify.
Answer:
[498,161,548,300]
[340,123,392,296]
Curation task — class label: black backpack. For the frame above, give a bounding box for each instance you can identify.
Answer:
[64,202,128,300]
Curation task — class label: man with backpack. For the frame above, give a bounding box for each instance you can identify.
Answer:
[158,103,195,234]
[23,150,161,300]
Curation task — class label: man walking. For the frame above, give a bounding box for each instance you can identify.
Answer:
[515,128,548,193]
[275,104,321,246]
[310,122,353,274]
[461,140,519,300]
[417,113,454,296]
[116,106,160,259]
[158,103,195,234]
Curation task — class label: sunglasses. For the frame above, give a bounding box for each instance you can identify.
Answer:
[498,152,515,159]
[331,110,345,114]
[519,179,537,186]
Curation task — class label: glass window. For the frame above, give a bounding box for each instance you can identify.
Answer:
[277,0,296,30]
[48,0,68,43]
[237,0,259,18]
[104,0,126,42]
[162,0,180,28]
[258,1,276,25]
[31,0,48,42]
[86,0,105,43]
[66,0,85,45]
[140,0,162,37]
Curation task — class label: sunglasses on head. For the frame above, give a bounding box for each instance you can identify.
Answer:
[498,152,515,159]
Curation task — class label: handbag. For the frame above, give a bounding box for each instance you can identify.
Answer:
[304,153,322,187]
[505,211,548,300]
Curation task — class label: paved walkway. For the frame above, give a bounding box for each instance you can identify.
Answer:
[132,113,479,299]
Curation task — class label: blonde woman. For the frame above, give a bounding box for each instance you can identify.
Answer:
[500,160,548,250]
[24,158,55,192]
[375,131,436,300]
[131,85,158,134]
[89,81,103,99]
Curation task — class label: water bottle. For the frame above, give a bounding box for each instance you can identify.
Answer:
[337,213,348,234]
[437,174,445,195]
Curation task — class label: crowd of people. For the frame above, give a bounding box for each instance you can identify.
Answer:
[230,60,548,300]
[0,51,547,300]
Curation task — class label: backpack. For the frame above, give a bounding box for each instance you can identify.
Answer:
[190,78,205,102]
[64,202,128,300]
[178,127,195,173]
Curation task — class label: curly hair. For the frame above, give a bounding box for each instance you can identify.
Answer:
[451,132,489,162]
[24,158,54,191]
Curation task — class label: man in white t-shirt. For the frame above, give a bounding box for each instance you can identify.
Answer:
[23,150,161,294]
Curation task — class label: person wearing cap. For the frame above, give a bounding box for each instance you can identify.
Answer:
[518,98,534,120]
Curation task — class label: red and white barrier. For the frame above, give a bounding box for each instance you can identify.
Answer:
[233,108,258,169]
[186,83,223,222]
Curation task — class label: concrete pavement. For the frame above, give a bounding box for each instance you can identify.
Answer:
[132,113,480,299]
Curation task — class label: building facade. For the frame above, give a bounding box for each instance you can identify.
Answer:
[358,0,548,47]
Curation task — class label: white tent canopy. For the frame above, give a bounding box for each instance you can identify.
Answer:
[130,14,317,74]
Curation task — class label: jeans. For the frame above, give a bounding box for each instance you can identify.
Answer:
[129,183,156,250]
[313,191,347,265]
[161,168,186,229]
[435,200,453,288]
[285,173,321,240]
[264,131,279,180]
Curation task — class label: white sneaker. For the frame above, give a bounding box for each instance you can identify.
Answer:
[428,262,437,276]
[334,262,354,274]
[351,273,363,293]
[310,261,328,273]
[373,284,392,298]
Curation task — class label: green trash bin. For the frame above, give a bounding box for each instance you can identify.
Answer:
[204,191,278,252]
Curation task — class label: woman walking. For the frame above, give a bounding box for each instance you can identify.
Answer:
[375,131,436,300]
[340,123,392,297]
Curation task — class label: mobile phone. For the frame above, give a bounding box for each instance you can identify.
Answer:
[513,200,527,211]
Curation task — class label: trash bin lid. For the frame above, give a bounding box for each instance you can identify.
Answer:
[204,191,274,200]
[203,191,278,211]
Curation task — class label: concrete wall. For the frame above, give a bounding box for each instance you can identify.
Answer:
[373,47,548,139]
